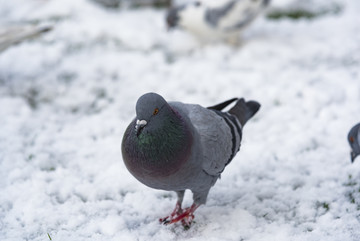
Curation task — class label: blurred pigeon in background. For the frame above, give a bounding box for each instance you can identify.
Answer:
[0,24,52,53]
[122,93,260,227]
[166,0,270,43]
[348,123,360,163]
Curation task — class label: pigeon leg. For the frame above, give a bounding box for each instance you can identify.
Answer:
[159,201,183,224]
[168,187,209,227]
[168,203,199,226]
[161,188,208,227]
[159,191,184,224]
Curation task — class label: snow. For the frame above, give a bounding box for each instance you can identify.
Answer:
[1,0,360,240]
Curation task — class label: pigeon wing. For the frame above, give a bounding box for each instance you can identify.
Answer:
[205,0,238,28]
[206,0,268,31]
[171,102,240,176]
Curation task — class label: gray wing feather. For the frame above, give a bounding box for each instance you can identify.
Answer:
[205,0,237,27]
[205,0,269,31]
[225,10,257,31]
[170,102,238,176]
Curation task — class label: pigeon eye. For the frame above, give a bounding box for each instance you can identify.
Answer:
[194,1,201,6]
[350,137,355,143]
[153,108,159,115]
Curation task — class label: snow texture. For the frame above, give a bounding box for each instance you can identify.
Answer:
[1,0,360,240]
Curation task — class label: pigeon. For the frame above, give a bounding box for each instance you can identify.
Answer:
[348,123,360,163]
[166,0,271,43]
[121,92,260,227]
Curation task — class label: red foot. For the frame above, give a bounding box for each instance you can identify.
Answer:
[159,202,182,224]
[159,203,199,228]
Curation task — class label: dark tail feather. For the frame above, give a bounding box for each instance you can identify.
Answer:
[228,98,260,126]
[207,98,238,111]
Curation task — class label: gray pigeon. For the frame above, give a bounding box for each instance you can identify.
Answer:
[348,123,360,163]
[121,93,260,227]
[166,0,270,43]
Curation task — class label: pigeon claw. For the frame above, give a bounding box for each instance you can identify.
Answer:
[180,213,195,229]
[159,203,199,229]
[159,202,183,225]
[159,217,171,225]
[159,210,195,227]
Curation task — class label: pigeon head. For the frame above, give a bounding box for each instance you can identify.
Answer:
[166,1,205,30]
[348,123,360,163]
[135,92,169,136]
[122,93,193,180]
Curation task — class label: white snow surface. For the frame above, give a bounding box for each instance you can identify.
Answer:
[1,0,360,240]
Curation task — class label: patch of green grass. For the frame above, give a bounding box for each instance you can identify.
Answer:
[43,167,56,172]
[266,5,342,20]
[267,9,318,20]
[183,220,196,231]
[132,0,171,8]
[316,201,330,213]
[27,154,35,161]
[344,174,358,187]
[273,99,281,106]
[322,202,330,211]
[344,174,360,208]
[348,192,356,204]
[161,193,173,199]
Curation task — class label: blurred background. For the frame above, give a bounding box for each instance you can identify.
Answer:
[1,0,360,240]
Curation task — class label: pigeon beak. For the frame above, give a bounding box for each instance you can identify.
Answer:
[135,119,147,136]
[351,151,358,163]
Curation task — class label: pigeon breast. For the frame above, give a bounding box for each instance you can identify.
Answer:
[121,109,193,187]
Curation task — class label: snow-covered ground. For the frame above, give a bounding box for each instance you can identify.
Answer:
[1,0,360,240]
